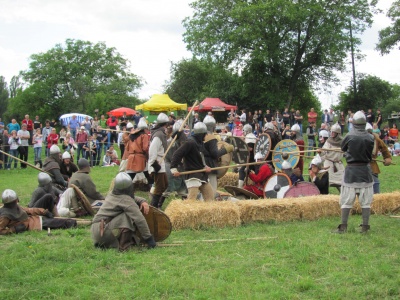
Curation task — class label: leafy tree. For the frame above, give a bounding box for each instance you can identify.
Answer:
[0,76,9,117]
[8,39,142,121]
[183,0,376,108]
[376,0,400,54]
[335,74,394,114]
[9,75,22,99]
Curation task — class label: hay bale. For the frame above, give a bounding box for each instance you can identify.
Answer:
[352,191,400,214]
[165,199,241,230]
[217,172,254,189]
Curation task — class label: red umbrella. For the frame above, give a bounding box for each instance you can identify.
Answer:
[106,107,136,117]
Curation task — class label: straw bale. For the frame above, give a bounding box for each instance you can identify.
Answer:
[217,172,254,189]
[165,199,241,230]
[352,191,400,214]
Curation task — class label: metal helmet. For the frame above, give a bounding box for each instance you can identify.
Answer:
[126,122,134,129]
[137,117,148,130]
[264,122,274,131]
[245,133,257,144]
[2,189,18,204]
[77,158,90,170]
[310,156,323,169]
[281,160,292,170]
[62,152,71,159]
[172,120,183,133]
[203,115,216,126]
[353,111,366,125]
[50,145,61,154]
[291,124,300,132]
[254,152,264,161]
[114,172,133,190]
[243,124,253,134]
[156,113,169,124]
[331,123,341,134]
[319,130,329,138]
[365,123,373,132]
[193,122,207,134]
[38,172,52,186]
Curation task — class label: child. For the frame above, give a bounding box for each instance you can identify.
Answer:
[32,128,43,168]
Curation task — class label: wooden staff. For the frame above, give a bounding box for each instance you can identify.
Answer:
[161,100,199,162]
[177,160,271,175]
[0,150,51,175]
[157,236,278,246]
[102,128,131,134]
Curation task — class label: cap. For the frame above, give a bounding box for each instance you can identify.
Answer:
[50,145,61,154]
[291,124,300,132]
[2,189,18,204]
[62,151,71,159]
[193,122,207,134]
[114,172,133,190]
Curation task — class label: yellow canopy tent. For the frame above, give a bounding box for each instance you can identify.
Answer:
[136,94,187,123]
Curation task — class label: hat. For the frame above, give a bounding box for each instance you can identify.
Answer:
[2,189,18,204]
[62,151,71,159]
[50,145,61,154]
[114,173,133,190]
[38,172,52,186]
[310,155,323,169]
[193,122,207,134]
[77,158,90,171]
[80,126,85,130]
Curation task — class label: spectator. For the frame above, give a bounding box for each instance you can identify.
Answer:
[322,109,330,125]
[8,130,20,170]
[289,108,296,126]
[307,108,317,124]
[33,115,42,131]
[338,111,346,134]
[21,114,34,144]
[1,130,10,169]
[42,120,52,157]
[68,115,80,139]
[106,115,118,144]
[233,123,244,137]
[0,118,4,134]
[389,123,398,144]
[366,108,374,125]
[264,109,273,124]
[282,108,290,127]
[7,119,20,133]
[240,109,247,124]
[376,109,383,129]
[76,126,88,161]
[328,108,334,127]
[17,123,30,169]
[295,110,303,133]
[32,128,43,168]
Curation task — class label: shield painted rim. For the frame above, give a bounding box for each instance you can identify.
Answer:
[263,173,292,199]
[272,139,300,171]
[255,133,271,161]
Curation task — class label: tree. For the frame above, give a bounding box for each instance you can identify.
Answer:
[9,75,22,99]
[8,39,142,120]
[183,0,375,108]
[335,74,394,113]
[0,76,9,117]
[376,0,400,54]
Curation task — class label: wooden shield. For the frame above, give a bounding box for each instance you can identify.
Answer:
[272,139,300,171]
[141,204,172,242]
[70,184,96,216]
[225,136,249,164]
[217,141,233,179]
[263,173,292,198]
[224,185,259,199]
[283,182,320,198]
[255,133,271,160]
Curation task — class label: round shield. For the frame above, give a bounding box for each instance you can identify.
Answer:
[224,185,259,199]
[263,173,292,198]
[70,184,96,216]
[141,204,172,242]
[283,182,320,198]
[255,133,271,160]
[272,139,300,171]
[225,136,249,164]
[217,141,233,179]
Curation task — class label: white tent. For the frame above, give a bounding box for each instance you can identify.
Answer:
[59,113,93,127]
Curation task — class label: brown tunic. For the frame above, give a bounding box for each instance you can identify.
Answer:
[125,133,149,173]
[0,207,46,235]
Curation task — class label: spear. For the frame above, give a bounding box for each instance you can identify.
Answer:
[0,150,52,175]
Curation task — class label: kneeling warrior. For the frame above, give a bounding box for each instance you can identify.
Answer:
[243,152,274,197]
[238,124,257,188]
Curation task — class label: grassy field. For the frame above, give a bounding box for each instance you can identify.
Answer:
[0,151,399,299]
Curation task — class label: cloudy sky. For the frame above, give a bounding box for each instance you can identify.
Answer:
[0,0,398,109]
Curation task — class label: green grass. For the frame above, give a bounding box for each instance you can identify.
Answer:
[0,150,399,299]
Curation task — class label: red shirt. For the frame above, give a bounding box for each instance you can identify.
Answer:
[106,117,118,129]
[47,133,59,148]
[22,119,34,131]
[307,111,317,124]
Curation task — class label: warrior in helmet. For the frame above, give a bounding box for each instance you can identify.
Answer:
[365,122,392,194]
[290,124,305,174]
[148,113,170,208]
[308,155,329,195]
[280,157,304,184]
[263,122,281,162]
[318,123,344,189]
[59,151,78,180]
[42,145,68,191]
[171,122,214,201]
[243,152,274,197]
[237,124,257,188]
[28,172,61,216]
[334,111,374,234]
[91,172,156,251]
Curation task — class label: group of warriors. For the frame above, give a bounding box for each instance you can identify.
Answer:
[0,109,394,251]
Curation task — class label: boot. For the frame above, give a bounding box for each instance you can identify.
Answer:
[74,209,87,218]
[150,194,160,207]
[238,180,244,189]
[332,224,347,234]
[359,224,370,233]
[157,196,166,210]
[118,228,135,252]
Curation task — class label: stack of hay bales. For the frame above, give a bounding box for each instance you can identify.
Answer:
[165,192,400,230]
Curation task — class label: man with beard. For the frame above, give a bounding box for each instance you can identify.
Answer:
[162,120,188,205]
[148,113,169,207]
[318,123,344,189]
[28,172,61,216]
[203,115,234,195]
[365,123,392,194]
[0,189,76,235]
[171,122,214,201]
[238,124,257,188]
[290,124,305,174]
[91,172,156,251]
[43,145,68,190]
[59,151,78,179]
[243,152,274,197]
[334,111,374,234]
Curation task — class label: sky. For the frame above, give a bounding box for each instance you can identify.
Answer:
[0,0,398,110]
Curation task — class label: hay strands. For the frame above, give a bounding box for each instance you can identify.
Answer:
[161,100,199,163]
[157,236,277,246]
[178,160,272,175]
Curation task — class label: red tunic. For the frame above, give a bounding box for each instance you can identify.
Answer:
[244,164,273,197]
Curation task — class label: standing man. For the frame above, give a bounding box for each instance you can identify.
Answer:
[17,123,30,169]
[132,111,142,129]
[68,115,80,139]
[264,109,273,124]
[148,113,169,207]
[282,108,290,127]
[307,108,317,125]
[366,109,374,125]
[22,114,34,144]
[33,115,42,132]
[42,120,53,157]
[7,119,20,133]
[322,110,330,126]
[328,108,335,128]
[334,111,375,234]
[289,108,296,127]
[295,110,303,133]
[0,118,4,134]
[106,114,118,144]
[76,126,88,161]
[240,109,247,125]
[376,109,383,129]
